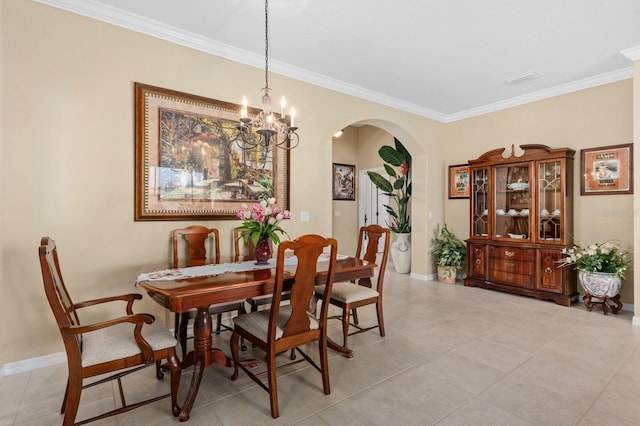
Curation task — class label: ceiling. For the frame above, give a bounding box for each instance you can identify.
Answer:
[38,0,640,122]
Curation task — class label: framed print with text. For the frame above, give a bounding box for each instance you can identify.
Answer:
[448,164,470,199]
[580,143,633,195]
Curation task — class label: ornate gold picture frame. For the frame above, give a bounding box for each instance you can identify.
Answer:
[134,83,289,220]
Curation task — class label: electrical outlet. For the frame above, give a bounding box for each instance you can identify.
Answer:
[300,211,310,222]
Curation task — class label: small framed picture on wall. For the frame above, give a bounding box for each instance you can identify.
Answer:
[332,163,356,200]
[581,143,633,195]
[448,164,470,199]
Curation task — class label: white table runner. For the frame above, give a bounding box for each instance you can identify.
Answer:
[136,253,349,284]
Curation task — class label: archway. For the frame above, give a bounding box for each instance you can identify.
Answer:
[330,120,428,277]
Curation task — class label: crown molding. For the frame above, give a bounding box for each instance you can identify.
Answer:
[621,46,640,62]
[444,67,633,123]
[31,0,636,124]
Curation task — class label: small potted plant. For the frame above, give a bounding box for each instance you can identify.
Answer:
[431,224,466,283]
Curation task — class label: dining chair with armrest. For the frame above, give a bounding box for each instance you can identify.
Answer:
[39,237,180,426]
[172,226,246,357]
[230,234,338,418]
[314,224,390,350]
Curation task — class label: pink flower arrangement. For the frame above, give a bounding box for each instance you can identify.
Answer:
[236,198,291,245]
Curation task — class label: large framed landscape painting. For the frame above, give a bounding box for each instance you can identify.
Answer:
[134,83,290,221]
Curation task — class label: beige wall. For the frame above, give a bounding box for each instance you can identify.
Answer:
[1,0,636,367]
[1,0,443,364]
[444,80,635,304]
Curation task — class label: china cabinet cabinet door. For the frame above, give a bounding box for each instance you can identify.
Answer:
[538,249,564,293]
[493,163,532,241]
[537,159,565,244]
[471,168,489,238]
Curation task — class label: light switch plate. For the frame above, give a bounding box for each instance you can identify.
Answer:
[300,211,310,222]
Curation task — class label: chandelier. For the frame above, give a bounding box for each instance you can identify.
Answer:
[236,0,299,151]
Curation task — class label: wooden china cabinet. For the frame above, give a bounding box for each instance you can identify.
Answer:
[464,144,578,306]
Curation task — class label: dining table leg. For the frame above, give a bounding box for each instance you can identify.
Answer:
[179,306,237,421]
[177,306,256,421]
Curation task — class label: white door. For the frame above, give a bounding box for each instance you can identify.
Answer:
[359,168,389,254]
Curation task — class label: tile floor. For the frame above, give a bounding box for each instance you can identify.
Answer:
[2,271,640,425]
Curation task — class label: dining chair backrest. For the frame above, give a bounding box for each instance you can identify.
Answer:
[39,237,82,350]
[232,226,255,262]
[270,234,338,345]
[173,225,220,268]
[355,224,390,292]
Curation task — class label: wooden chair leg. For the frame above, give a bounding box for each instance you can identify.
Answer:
[155,360,164,379]
[376,302,385,337]
[215,313,223,334]
[267,351,279,418]
[60,379,69,414]
[342,306,351,348]
[62,374,82,426]
[230,332,240,381]
[352,308,359,325]
[166,350,182,417]
[179,313,189,359]
[319,337,330,394]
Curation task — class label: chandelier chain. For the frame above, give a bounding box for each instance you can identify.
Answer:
[234,0,299,153]
[264,0,269,89]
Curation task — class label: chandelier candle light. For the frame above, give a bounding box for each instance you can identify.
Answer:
[236,0,299,151]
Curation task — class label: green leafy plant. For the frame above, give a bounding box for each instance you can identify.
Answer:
[235,198,290,245]
[431,224,466,268]
[558,241,631,279]
[366,138,412,233]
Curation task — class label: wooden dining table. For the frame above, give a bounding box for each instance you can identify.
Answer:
[136,256,374,422]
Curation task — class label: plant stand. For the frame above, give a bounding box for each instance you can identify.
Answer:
[583,293,623,315]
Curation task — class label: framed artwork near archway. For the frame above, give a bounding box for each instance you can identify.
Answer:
[333,163,356,200]
[448,164,470,199]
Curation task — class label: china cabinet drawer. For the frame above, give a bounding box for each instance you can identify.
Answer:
[489,258,534,275]
[489,246,534,262]
[488,269,533,287]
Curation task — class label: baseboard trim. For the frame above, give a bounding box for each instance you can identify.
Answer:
[2,351,67,376]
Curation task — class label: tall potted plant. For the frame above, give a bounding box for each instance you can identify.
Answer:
[431,224,466,283]
[367,138,412,273]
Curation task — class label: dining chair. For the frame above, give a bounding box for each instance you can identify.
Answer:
[314,224,390,350]
[233,226,254,263]
[230,234,338,419]
[172,226,246,358]
[234,226,291,313]
[39,237,180,426]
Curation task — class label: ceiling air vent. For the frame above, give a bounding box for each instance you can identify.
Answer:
[504,70,541,85]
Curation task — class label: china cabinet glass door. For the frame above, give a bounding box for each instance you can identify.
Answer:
[494,164,531,240]
[538,160,562,242]
[471,168,489,237]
